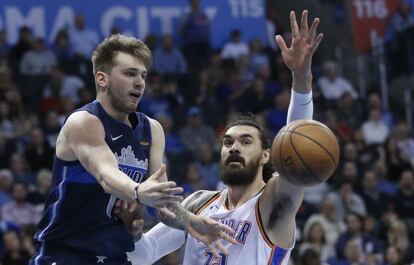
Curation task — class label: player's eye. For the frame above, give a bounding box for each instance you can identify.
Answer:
[223,140,232,146]
[125,72,136,77]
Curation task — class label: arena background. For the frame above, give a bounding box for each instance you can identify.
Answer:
[0,0,413,264]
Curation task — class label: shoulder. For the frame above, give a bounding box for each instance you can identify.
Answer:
[182,190,220,214]
[63,111,104,136]
[148,117,164,137]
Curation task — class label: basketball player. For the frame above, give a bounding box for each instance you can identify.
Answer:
[124,10,324,264]
[30,35,234,265]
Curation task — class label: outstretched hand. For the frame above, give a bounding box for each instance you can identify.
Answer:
[137,165,184,208]
[276,10,323,77]
[187,215,238,257]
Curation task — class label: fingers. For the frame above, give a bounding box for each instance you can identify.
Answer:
[207,243,219,258]
[153,181,178,190]
[275,35,288,53]
[215,241,228,256]
[311,33,324,53]
[300,10,308,36]
[307,17,320,44]
[157,207,177,219]
[290,11,300,38]
[162,187,184,195]
[154,196,184,205]
[220,231,238,245]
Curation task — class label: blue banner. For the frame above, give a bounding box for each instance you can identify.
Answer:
[0,0,267,48]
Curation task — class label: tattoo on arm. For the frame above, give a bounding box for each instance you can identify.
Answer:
[156,202,192,230]
[156,190,219,230]
[268,194,293,229]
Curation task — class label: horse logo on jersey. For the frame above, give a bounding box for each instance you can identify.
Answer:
[114,145,148,182]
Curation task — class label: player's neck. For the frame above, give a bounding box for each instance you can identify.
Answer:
[97,95,130,125]
[226,177,265,210]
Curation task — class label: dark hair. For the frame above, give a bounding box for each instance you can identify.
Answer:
[226,113,274,182]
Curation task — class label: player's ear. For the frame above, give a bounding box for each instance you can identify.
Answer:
[261,149,270,165]
[96,71,109,91]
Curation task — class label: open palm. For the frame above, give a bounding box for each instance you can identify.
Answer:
[276,10,323,77]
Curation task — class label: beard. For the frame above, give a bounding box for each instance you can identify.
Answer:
[220,153,261,186]
[108,85,136,114]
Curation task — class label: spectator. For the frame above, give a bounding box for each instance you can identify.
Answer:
[360,169,392,218]
[0,169,13,207]
[394,170,414,220]
[1,182,39,226]
[300,220,336,262]
[305,197,346,247]
[366,92,394,128]
[42,111,61,148]
[27,169,52,205]
[181,163,206,197]
[179,106,217,154]
[332,239,366,265]
[336,213,382,260]
[317,61,358,101]
[220,29,249,60]
[385,124,413,180]
[336,92,363,131]
[180,0,211,71]
[266,90,290,139]
[52,29,77,74]
[194,142,219,190]
[68,14,99,85]
[8,26,33,78]
[383,246,404,265]
[0,30,10,56]
[68,14,99,59]
[361,108,390,145]
[42,66,85,105]
[327,181,367,220]
[0,230,31,265]
[386,220,414,263]
[20,38,56,76]
[237,78,272,115]
[24,128,54,172]
[153,34,187,75]
[249,38,270,72]
[9,153,33,185]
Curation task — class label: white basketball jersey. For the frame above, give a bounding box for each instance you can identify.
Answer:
[182,189,293,265]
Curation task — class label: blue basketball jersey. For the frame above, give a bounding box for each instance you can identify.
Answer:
[33,101,151,261]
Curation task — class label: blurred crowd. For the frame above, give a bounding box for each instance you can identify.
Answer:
[0,0,413,265]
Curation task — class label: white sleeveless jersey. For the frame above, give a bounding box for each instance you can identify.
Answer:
[182,189,293,265]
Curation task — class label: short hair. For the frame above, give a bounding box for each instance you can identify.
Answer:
[225,113,274,182]
[91,34,152,76]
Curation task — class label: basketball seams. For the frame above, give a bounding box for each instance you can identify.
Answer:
[289,129,338,166]
[287,132,325,183]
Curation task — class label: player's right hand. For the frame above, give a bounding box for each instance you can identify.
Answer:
[137,165,184,208]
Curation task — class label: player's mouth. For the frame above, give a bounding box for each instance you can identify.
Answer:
[129,91,141,101]
[226,155,245,166]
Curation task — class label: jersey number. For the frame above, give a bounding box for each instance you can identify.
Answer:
[204,250,227,265]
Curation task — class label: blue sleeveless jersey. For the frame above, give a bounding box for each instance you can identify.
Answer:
[33,101,151,259]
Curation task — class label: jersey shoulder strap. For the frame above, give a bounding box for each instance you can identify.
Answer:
[182,190,221,214]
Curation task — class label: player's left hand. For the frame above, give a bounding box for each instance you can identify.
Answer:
[276,10,323,78]
[187,215,238,257]
[113,200,145,241]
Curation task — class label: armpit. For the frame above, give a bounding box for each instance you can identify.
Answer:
[268,193,293,229]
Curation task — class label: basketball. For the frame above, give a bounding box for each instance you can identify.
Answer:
[271,119,340,187]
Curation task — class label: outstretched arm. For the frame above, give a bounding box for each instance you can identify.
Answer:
[60,111,182,206]
[259,10,323,249]
[121,191,225,264]
[148,119,236,255]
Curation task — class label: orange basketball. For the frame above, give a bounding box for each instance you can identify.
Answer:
[271,119,340,187]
